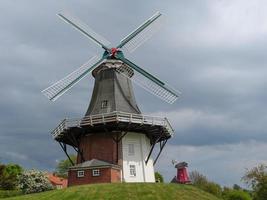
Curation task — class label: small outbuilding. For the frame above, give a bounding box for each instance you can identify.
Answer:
[47,173,68,189]
[68,159,121,186]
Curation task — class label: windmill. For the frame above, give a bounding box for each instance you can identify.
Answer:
[43,11,180,186]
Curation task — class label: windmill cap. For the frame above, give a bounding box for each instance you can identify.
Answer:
[92,59,134,78]
[175,162,188,169]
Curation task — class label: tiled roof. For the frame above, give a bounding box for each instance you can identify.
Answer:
[47,173,68,188]
[69,159,120,169]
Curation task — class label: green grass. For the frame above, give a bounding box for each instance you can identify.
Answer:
[3,183,222,200]
[0,190,22,199]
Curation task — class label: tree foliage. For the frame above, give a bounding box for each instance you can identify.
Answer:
[223,190,251,200]
[203,181,222,197]
[189,170,208,186]
[242,164,267,200]
[55,155,76,178]
[18,169,53,194]
[253,176,267,200]
[0,164,23,190]
[155,172,164,183]
[189,170,222,197]
[233,184,242,190]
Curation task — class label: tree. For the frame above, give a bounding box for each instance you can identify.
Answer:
[242,164,267,200]
[0,164,23,190]
[18,169,53,194]
[189,170,222,198]
[203,182,222,197]
[0,164,6,187]
[155,172,164,183]
[189,170,208,186]
[233,184,241,190]
[55,155,76,178]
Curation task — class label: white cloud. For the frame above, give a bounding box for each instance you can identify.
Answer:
[171,0,267,47]
[150,108,245,131]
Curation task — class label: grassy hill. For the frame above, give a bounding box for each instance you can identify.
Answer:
[3,183,222,200]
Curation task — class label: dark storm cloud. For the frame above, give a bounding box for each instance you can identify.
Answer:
[0,0,266,185]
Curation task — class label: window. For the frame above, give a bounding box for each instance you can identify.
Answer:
[77,170,84,178]
[128,144,134,156]
[92,169,100,177]
[129,165,136,177]
[101,100,108,109]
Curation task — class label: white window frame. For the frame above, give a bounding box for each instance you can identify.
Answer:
[77,170,84,178]
[128,144,135,156]
[129,165,136,177]
[92,169,100,177]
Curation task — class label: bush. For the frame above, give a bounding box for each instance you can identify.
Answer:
[254,176,267,200]
[189,171,222,197]
[0,164,23,190]
[155,172,164,183]
[223,190,251,200]
[18,169,53,194]
[202,182,222,197]
[242,164,267,200]
[189,170,209,186]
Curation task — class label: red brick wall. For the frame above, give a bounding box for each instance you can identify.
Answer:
[68,167,121,187]
[111,168,121,183]
[77,133,120,165]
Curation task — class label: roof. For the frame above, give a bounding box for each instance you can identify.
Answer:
[47,173,68,188]
[86,61,141,116]
[69,159,120,170]
[175,162,188,169]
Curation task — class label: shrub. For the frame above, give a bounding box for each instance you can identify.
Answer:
[0,164,23,190]
[18,169,53,194]
[253,176,267,200]
[223,190,251,200]
[202,182,222,197]
[189,170,222,197]
[155,172,164,183]
[242,164,267,200]
[189,170,209,186]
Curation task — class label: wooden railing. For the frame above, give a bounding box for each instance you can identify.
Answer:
[51,111,174,139]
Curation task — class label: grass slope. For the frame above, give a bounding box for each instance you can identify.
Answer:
[4,183,222,200]
[0,190,22,199]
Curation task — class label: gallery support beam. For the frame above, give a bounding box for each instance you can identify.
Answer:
[153,139,168,165]
[58,142,75,166]
[145,131,165,165]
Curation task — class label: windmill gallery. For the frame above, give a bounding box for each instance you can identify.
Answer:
[42,12,180,186]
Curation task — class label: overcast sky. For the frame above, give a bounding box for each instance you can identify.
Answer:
[0,0,267,187]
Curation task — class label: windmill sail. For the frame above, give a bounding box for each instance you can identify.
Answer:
[43,11,180,104]
[58,11,111,51]
[117,12,164,53]
[42,56,104,101]
[115,56,180,104]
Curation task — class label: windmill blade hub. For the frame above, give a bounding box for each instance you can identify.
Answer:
[102,48,124,59]
[111,48,119,56]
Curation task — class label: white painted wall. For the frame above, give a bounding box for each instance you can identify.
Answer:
[122,132,155,182]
